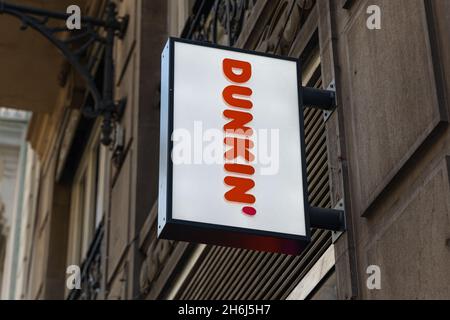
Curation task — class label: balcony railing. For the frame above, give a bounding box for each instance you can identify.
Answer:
[181,0,256,46]
[67,222,104,300]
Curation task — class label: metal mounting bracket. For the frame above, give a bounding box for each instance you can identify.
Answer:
[310,199,346,233]
[0,0,129,146]
[331,199,345,243]
[302,85,336,111]
[323,80,336,122]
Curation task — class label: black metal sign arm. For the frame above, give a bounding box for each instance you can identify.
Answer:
[0,1,128,146]
[310,207,346,232]
[301,85,345,232]
[302,86,336,111]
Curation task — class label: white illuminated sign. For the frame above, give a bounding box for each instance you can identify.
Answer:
[158,38,310,255]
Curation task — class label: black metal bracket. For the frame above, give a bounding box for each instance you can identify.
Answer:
[302,86,336,111]
[0,1,129,146]
[310,206,346,232]
[302,83,344,232]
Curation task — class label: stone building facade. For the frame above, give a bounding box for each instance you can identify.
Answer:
[0,0,449,300]
[0,108,29,299]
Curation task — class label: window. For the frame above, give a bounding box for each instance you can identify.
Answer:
[67,124,107,266]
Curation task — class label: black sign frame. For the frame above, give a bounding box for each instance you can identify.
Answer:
[158,37,311,255]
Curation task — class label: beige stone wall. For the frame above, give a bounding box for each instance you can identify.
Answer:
[319,0,450,299]
[105,0,170,300]
[167,0,195,36]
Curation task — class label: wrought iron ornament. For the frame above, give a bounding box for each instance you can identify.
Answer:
[182,0,256,46]
[67,222,104,300]
[0,1,128,146]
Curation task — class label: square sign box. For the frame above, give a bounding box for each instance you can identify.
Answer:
[158,38,311,255]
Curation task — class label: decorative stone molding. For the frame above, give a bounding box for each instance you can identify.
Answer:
[255,0,315,54]
[0,108,29,122]
[138,202,175,296]
[186,0,257,46]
